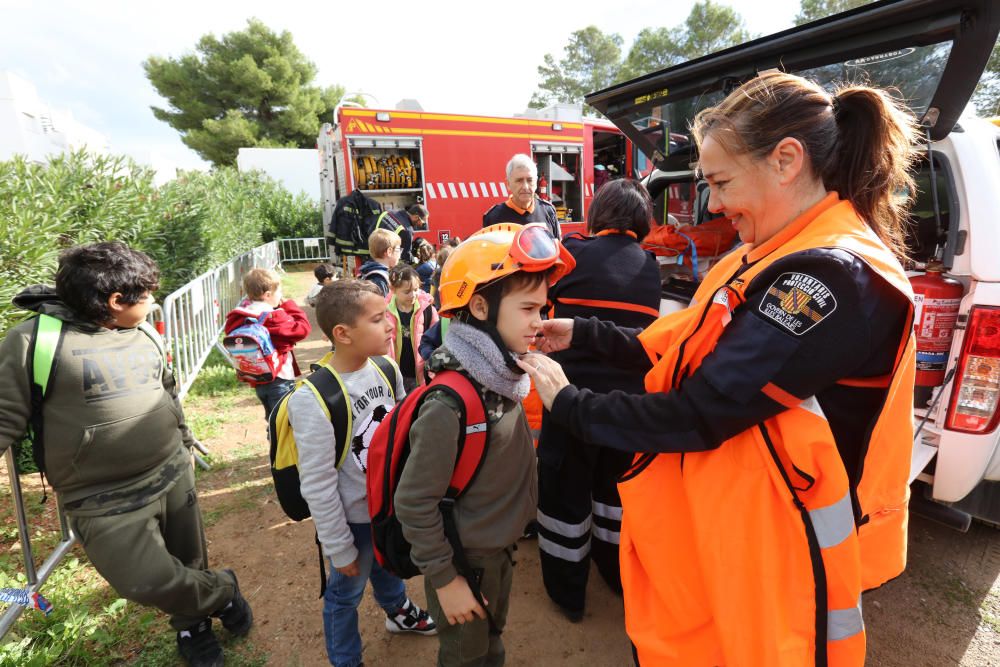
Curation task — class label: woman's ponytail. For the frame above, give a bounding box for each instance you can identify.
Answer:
[824,86,920,258]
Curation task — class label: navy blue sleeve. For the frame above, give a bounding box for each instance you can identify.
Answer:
[550,251,899,453]
[571,316,651,371]
[419,321,442,361]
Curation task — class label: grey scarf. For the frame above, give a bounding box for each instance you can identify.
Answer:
[443,320,531,401]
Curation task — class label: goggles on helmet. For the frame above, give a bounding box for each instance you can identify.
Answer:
[509,223,560,269]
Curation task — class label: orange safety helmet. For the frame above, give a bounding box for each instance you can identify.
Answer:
[438,223,575,317]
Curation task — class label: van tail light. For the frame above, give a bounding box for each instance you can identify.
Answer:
[946,306,1000,434]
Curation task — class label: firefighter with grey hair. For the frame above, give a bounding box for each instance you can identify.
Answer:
[483,153,560,238]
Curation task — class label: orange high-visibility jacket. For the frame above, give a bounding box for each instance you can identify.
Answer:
[621,194,915,666]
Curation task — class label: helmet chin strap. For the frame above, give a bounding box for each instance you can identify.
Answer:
[456,289,525,374]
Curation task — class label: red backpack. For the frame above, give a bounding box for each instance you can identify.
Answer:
[367,369,501,633]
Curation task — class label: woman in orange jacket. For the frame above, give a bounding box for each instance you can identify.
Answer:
[519,71,919,666]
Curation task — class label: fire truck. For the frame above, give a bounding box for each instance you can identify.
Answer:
[317,104,636,248]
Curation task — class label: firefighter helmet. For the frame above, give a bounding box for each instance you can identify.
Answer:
[438,223,575,316]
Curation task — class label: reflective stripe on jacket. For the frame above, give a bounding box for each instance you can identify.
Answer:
[622,193,915,666]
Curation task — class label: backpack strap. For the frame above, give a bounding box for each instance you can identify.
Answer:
[137,321,167,371]
[26,314,64,479]
[302,366,353,469]
[370,355,400,401]
[422,371,498,634]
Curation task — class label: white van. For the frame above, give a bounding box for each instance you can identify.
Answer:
[585,0,1000,527]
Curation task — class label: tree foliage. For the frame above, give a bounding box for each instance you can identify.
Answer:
[530,2,752,110]
[620,1,752,79]
[529,26,624,110]
[0,152,320,338]
[144,19,347,166]
[793,0,869,25]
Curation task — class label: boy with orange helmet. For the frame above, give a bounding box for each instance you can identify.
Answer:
[393,223,573,666]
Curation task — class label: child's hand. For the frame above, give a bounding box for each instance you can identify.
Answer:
[435,576,487,625]
[336,560,360,577]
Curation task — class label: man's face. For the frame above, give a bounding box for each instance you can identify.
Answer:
[508,166,536,209]
[409,213,428,229]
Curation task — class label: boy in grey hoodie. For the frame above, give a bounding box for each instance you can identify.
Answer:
[0,242,250,667]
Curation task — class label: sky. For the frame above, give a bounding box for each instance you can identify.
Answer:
[0,0,802,171]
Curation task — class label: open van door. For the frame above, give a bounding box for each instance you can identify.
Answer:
[586,0,999,172]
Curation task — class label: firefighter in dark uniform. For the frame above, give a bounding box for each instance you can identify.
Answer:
[520,72,920,665]
[376,203,428,263]
[536,179,661,622]
[483,153,561,238]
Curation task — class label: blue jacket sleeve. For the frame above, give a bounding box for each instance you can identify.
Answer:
[419,321,442,361]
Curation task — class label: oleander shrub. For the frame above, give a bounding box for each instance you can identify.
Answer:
[0,152,320,339]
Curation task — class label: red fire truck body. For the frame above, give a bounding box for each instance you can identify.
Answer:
[318,106,634,244]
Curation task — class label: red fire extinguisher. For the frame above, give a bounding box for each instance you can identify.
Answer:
[910,262,963,387]
[538,175,548,201]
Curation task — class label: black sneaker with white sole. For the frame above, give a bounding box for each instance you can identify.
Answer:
[385,598,437,635]
[214,568,253,636]
[177,619,224,667]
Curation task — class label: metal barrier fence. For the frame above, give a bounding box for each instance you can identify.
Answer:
[0,239,311,640]
[277,237,330,263]
[161,241,279,400]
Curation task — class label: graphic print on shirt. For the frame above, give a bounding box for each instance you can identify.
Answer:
[350,379,391,472]
[758,272,838,336]
[75,344,162,404]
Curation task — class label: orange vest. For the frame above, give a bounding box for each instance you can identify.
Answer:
[620,194,915,666]
[523,382,544,448]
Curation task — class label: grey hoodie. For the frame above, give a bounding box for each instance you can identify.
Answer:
[0,286,195,515]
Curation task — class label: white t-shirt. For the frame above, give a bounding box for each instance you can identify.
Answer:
[286,359,405,566]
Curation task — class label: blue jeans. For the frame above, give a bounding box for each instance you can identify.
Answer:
[324,522,407,667]
[255,379,295,420]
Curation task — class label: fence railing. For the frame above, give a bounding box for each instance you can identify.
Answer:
[1,238,318,640]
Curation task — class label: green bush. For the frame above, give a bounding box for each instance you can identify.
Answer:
[0,152,320,339]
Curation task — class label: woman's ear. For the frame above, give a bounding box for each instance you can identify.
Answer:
[770,137,806,185]
[468,293,489,321]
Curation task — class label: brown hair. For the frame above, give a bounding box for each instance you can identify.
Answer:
[389,265,420,288]
[415,240,435,263]
[587,178,653,240]
[242,268,281,300]
[368,228,400,259]
[691,70,919,257]
[314,279,382,338]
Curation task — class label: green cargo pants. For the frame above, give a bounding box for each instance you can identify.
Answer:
[425,546,515,667]
[70,465,235,631]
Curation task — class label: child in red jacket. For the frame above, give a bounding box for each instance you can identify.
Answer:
[225,268,311,418]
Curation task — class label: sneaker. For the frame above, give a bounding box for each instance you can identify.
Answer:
[385,598,438,636]
[214,569,253,636]
[177,619,224,667]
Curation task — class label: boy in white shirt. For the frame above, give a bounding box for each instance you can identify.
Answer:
[285,278,436,667]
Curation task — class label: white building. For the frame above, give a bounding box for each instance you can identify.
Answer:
[0,70,110,163]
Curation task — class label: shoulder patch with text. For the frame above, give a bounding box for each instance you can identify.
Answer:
[757,272,837,336]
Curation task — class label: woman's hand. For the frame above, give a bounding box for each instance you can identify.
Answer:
[534,318,574,353]
[517,353,571,410]
[435,576,487,625]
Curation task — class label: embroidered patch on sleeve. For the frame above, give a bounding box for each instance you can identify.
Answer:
[757,272,838,336]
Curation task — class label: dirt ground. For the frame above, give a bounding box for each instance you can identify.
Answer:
[186,268,1000,667]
